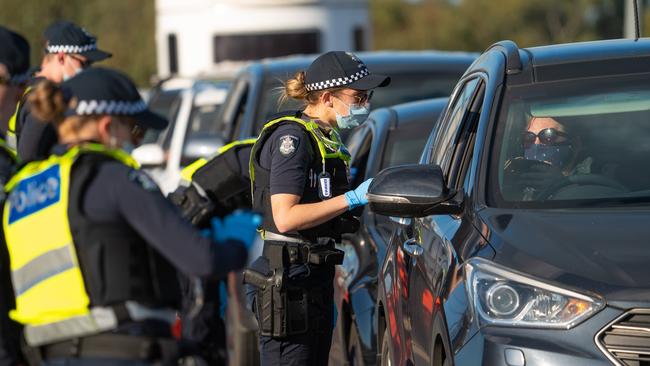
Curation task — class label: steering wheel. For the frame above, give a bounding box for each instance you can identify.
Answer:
[536,173,627,200]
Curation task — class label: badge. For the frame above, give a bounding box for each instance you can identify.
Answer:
[318,171,332,200]
[278,135,299,157]
[129,170,160,192]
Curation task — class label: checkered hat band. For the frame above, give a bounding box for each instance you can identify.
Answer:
[305,68,370,92]
[47,43,97,54]
[75,99,147,115]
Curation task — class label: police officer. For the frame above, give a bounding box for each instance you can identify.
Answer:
[168,139,255,364]
[0,25,30,366]
[1,67,259,365]
[246,51,389,365]
[8,20,111,161]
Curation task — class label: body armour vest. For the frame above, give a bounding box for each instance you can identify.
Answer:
[3,143,180,346]
[250,113,352,242]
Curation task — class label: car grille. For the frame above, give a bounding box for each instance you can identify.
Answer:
[598,309,650,366]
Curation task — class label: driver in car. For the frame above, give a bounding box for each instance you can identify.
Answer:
[505,115,593,200]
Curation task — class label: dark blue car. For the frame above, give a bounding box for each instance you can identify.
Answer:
[370,38,650,366]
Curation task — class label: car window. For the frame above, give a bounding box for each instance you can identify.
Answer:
[380,120,431,170]
[143,89,183,148]
[346,125,372,186]
[229,84,249,141]
[259,74,305,128]
[431,78,481,171]
[491,73,650,207]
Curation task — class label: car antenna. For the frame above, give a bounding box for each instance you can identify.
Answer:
[634,0,641,40]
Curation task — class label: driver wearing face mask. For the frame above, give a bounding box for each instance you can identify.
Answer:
[8,20,111,162]
[510,116,592,200]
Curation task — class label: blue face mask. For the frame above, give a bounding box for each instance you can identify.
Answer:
[524,143,573,168]
[335,98,370,129]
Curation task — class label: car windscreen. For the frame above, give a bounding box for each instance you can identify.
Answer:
[490,73,650,208]
[257,71,461,132]
[142,89,183,147]
[380,120,431,170]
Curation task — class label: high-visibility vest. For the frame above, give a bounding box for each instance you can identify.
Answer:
[6,86,32,150]
[2,143,145,346]
[180,138,257,184]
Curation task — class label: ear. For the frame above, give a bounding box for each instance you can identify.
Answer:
[57,52,66,65]
[321,91,334,107]
[96,115,113,143]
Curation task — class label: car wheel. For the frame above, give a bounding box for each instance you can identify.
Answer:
[347,324,365,366]
[380,327,392,366]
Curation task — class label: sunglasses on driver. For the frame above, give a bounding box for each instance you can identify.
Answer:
[522,128,570,148]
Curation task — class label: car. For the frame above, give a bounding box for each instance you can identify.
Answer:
[336,97,448,366]
[217,51,477,142]
[132,77,231,194]
[369,38,650,366]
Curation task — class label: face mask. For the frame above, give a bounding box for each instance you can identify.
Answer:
[524,144,573,167]
[108,119,135,154]
[62,66,82,82]
[335,98,370,129]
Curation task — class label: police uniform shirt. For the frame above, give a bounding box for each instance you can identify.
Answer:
[259,123,312,196]
[50,145,248,278]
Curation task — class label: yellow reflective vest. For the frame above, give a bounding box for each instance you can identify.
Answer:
[2,143,139,346]
[6,86,31,151]
[180,138,257,184]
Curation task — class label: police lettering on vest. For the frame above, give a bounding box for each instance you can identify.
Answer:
[3,143,179,346]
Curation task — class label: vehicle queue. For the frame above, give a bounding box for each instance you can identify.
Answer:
[1,17,650,366]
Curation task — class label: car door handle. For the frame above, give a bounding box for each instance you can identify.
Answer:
[402,238,423,257]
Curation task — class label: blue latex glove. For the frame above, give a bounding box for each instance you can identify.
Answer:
[344,178,373,210]
[211,210,262,250]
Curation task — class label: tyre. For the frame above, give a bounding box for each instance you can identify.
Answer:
[380,327,392,366]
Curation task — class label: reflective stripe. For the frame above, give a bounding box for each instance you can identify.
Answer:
[7,87,31,150]
[23,301,177,346]
[12,245,75,296]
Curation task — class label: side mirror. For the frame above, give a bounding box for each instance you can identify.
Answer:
[367,164,461,218]
[181,135,225,166]
[132,143,166,168]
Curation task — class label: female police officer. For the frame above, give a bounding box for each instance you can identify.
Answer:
[247,51,389,366]
[1,67,259,365]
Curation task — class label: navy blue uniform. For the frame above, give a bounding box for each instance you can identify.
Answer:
[15,95,59,162]
[251,122,336,366]
[78,152,248,278]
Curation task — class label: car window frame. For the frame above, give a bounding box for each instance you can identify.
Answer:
[428,76,483,173]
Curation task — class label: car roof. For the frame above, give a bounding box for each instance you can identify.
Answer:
[524,38,650,67]
[483,38,650,85]
[244,50,478,78]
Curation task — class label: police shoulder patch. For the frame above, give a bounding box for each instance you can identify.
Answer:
[128,170,160,192]
[278,134,299,157]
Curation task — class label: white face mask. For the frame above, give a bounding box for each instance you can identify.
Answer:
[62,66,82,82]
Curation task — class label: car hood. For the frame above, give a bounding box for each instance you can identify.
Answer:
[479,207,650,305]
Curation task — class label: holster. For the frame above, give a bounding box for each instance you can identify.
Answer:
[243,241,341,338]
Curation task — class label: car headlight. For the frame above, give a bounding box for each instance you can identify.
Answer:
[465,258,604,329]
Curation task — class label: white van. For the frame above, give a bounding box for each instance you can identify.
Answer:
[155,0,371,77]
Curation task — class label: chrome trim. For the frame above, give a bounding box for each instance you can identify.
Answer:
[366,193,411,204]
[594,308,650,366]
[612,324,650,333]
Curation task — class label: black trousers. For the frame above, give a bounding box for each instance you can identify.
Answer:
[247,256,335,366]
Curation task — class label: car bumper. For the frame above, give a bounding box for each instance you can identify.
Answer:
[453,306,623,366]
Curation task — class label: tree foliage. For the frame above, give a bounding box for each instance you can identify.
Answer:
[0,0,156,86]
[370,0,640,52]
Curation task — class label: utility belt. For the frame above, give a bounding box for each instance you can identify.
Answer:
[25,333,178,365]
[243,236,342,338]
[261,233,345,268]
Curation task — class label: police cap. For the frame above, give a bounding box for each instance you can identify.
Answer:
[0,26,30,84]
[44,20,112,63]
[63,67,168,130]
[305,51,390,92]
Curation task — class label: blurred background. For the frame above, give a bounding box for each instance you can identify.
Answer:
[1,0,648,86]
